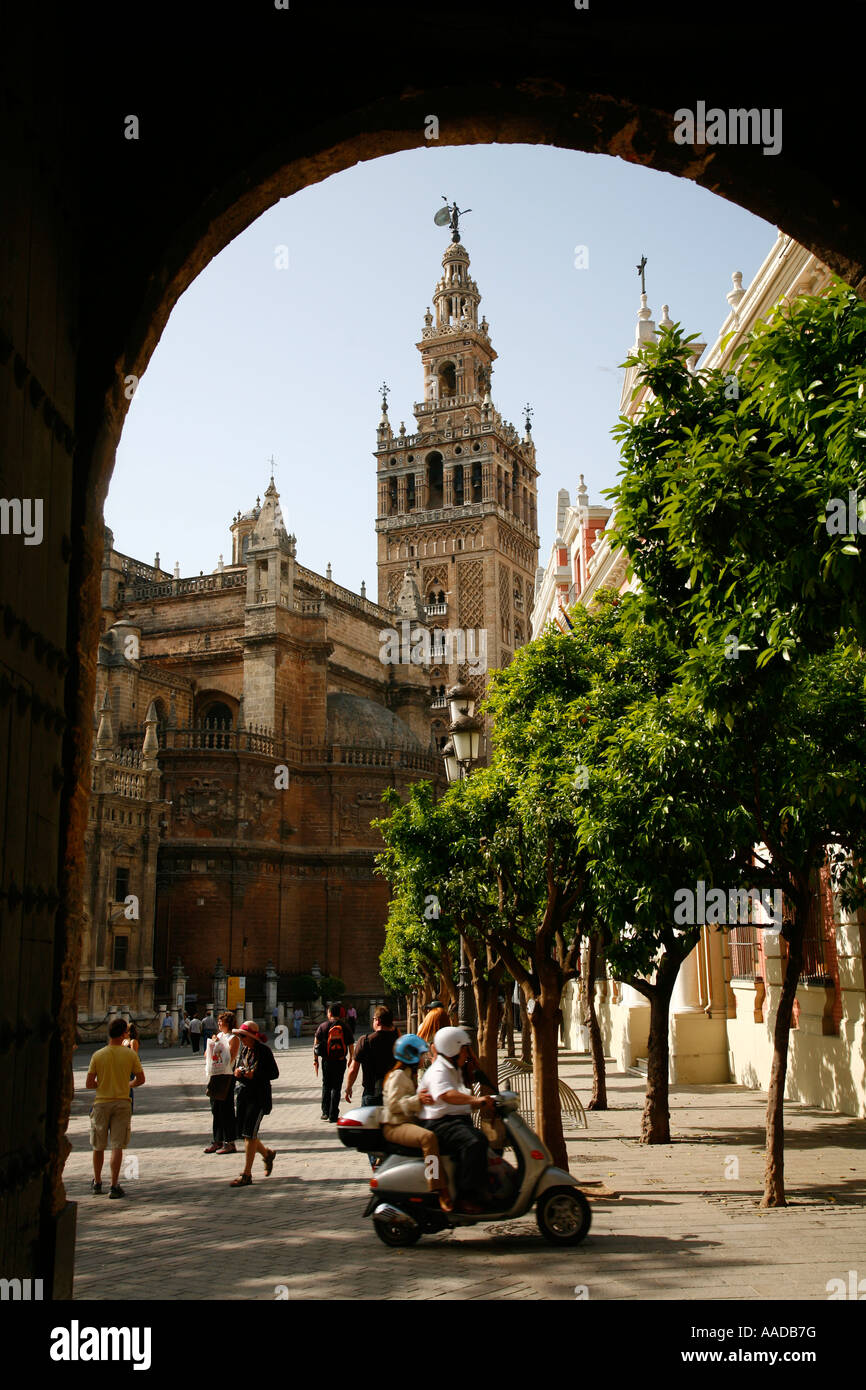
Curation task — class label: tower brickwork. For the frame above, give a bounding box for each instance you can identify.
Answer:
[376,227,539,750]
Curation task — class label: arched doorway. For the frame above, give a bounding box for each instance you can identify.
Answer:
[5,3,866,1293]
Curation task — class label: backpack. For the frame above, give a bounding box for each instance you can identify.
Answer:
[326,1023,347,1061]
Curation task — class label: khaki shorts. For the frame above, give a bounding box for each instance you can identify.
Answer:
[90,1099,132,1151]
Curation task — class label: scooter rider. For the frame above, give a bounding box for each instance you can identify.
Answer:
[420,1026,496,1213]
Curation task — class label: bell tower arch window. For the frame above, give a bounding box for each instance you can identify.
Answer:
[437,361,457,399]
[426,451,444,509]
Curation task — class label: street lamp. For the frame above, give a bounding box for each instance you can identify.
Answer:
[441,683,483,1036]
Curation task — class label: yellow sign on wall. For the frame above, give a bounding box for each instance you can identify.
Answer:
[227,976,246,1010]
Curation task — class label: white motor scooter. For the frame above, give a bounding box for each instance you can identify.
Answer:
[337,1090,591,1247]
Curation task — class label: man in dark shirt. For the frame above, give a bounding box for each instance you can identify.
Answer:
[313,1005,355,1122]
[344,1005,398,1107]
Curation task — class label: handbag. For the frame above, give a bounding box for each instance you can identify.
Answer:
[205,1035,232,1079]
[206,1073,233,1102]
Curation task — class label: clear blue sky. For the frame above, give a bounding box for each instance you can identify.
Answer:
[108,143,775,590]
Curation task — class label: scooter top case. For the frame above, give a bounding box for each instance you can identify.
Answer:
[336,1105,385,1155]
[336,1106,427,1159]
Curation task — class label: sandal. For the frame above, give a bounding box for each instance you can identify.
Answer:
[263,1148,276,1177]
[230,1173,252,1187]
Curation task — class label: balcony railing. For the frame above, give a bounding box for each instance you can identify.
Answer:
[143,726,441,775]
[425,603,447,617]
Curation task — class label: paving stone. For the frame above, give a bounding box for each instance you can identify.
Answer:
[64,1042,866,1301]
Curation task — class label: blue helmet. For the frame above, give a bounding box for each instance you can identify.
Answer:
[394,1033,429,1065]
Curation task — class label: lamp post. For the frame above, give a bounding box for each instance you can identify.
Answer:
[441,682,482,1033]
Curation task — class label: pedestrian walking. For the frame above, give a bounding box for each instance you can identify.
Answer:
[292,1006,303,1041]
[160,1011,174,1047]
[229,1021,279,1187]
[417,1001,451,1044]
[313,1004,354,1122]
[86,1017,146,1199]
[347,1004,357,1028]
[189,1014,202,1053]
[344,1005,397,1107]
[204,1011,239,1155]
[201,1012,217,1048]
[180,1012,190,1047]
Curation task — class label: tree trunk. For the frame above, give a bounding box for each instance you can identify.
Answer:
[475,986,500,1090]
[530,996,568,1170]
[639,955,679,1144]
[520,995,532,1064]
[585,934,607,1111]
[763,915,805,1208]
[503,993,516,1057]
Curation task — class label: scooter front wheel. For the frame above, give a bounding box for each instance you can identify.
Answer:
[536,1187,592,1246]
[373,1217,423,1248]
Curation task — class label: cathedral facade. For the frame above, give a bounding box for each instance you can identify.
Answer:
[81,221,540,1024]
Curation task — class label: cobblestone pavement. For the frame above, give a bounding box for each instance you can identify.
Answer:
[66,1040,866,1301]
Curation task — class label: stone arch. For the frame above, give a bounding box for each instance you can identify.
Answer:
[7,6,866,1291]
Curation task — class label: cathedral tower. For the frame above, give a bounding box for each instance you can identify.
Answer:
[376,213,540,749]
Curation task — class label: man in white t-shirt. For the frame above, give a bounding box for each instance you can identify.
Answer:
[189,1014,203,1054]
[420,1026,495,1212]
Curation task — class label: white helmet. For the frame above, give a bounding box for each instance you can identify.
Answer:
[433,1026,472,1059]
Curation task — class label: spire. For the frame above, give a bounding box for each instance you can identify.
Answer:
[142,700,159,769]
[633,291,656,349]
[659,303,673,330]
[727,270,745,318]
[395,568,425,624]
[248,475,290,552]
[95,689,114,759]
[377,381,393,444]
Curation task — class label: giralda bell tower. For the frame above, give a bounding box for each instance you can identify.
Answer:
[375,203,540,751]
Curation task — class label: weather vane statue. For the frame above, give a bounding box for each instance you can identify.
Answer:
[434,197,472,244]
[380,381,390,412]
[636,254,648,295]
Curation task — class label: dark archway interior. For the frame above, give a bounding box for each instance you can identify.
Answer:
[3,0,866,1294]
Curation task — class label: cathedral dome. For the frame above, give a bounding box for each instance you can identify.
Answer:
[327,693,424,750]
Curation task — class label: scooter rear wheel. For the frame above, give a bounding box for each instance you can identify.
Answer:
[536,1187,592,1246]
[373,1217,423,1247]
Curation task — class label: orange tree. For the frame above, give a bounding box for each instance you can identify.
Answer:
[609,290,866,1201]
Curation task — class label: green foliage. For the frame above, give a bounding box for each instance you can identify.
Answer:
[319,976,345,1001]
[609,285,866,713]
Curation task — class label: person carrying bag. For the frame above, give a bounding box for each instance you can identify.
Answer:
[203,1011,240,1154]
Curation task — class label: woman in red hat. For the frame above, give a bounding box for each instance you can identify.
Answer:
[229,1021,279,1187]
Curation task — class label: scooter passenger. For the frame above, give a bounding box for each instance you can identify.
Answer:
[420,1026,496,1213]
[381,1034,453,1213]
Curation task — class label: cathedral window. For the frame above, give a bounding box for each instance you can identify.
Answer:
[112,936,129,972]
[453,464,464,505]
[406,475,416,511]
[114,866,130,902]
[388,478,398,514]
